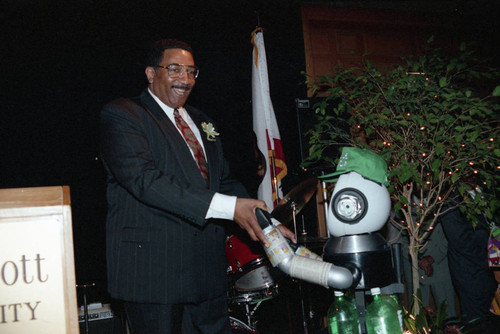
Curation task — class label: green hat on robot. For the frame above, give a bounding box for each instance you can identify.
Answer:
[320,147,389,186]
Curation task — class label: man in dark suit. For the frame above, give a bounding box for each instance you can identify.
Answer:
[100,39,294,333]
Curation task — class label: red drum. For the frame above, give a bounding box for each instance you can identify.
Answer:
[225,235,278,301]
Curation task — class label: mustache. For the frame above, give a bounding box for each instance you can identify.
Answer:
[172,84,192,91]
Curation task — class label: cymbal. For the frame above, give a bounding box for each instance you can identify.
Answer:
[271,177,319,224]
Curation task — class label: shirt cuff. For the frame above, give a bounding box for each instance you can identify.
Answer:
[206,192,237,220]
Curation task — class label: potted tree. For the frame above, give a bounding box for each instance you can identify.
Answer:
[302,38,500,320]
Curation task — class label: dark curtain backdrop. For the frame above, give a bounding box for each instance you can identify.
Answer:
[1,0,307,300]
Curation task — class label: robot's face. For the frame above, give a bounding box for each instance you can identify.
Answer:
[327,172,391,237]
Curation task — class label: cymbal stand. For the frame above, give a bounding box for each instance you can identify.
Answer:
[76,282,96,334]
[244,301,261,332]
[321,174,330,238]
[293,202,311,334]
[301,216,307,237]
[298,281,309,334]
[291,202,298,238]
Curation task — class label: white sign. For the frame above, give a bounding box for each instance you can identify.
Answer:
[0,186,78,334]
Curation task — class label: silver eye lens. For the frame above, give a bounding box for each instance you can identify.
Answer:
[332,188,367,223]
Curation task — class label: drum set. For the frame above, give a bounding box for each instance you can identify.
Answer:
[225,178,324,333]
[225,233,278,333]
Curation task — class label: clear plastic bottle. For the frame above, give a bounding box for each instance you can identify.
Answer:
[366,287,402,334]
[381,294,403,332]
[327,291,360,334]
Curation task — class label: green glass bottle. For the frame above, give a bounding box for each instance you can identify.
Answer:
[366,288,401,334]
[327,291,360,334]
[381,294,403,332]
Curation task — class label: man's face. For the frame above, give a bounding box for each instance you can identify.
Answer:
[146,48,196,109]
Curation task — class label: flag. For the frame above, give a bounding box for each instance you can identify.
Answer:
[251,27,287,209]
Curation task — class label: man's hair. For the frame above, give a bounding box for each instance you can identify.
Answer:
[145,39,193,68]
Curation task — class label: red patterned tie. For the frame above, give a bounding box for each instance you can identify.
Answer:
[174,108,209,184]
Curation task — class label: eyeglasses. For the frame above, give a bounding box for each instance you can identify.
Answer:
[157,63,199,79]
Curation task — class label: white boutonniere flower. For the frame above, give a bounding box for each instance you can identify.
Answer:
[201,122,220,141]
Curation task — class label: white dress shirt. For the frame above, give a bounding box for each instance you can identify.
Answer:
[148,89,237,220]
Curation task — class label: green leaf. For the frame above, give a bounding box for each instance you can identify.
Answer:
[439,77,447,87]
[434,143,445,156]
[431,159,441,178]
[399,196,409,205]
[493,86,500,96]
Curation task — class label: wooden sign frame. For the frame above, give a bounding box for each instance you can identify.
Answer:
[0,186,79,333]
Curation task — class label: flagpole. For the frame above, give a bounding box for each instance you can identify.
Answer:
[252,27,287,210]
[270,149,279,207]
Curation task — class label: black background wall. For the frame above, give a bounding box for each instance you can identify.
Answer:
[1,0,309,302]
[2,0,499,306]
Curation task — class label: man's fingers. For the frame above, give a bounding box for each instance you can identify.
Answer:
[256,201,269,212]
[276,224,296,243]
[246,229,258,242]
[234,198,268,243]
[254,228,267,244]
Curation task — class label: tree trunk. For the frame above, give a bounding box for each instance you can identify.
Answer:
[409,238,421,315]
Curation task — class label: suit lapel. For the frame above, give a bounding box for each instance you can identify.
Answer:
[138,91,206,185]
[185,107,219,189]
[138,90,168,121]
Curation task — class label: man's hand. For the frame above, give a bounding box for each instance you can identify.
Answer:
[234,198,268,244]
[275,224,296,244]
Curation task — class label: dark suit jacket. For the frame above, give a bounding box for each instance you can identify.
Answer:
[100,90,248,304]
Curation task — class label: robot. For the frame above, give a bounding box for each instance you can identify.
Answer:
[259,147,401,293]
[256,147,402,333]
[322,147,401,291]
